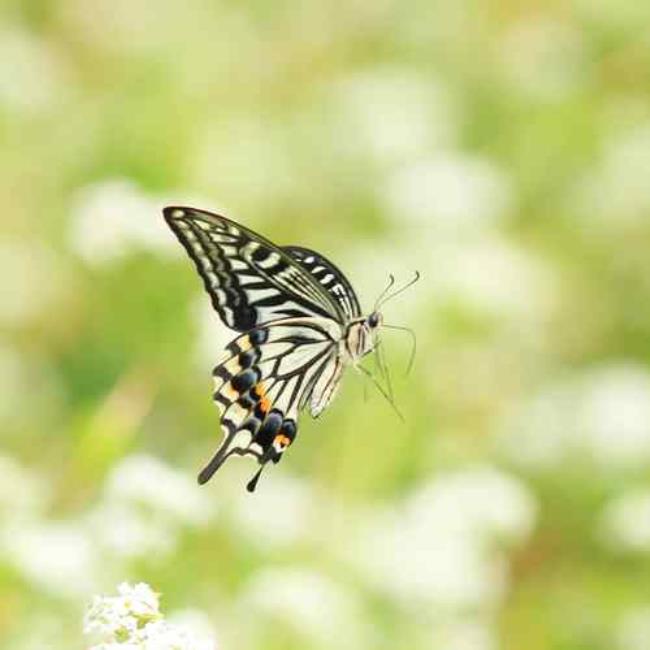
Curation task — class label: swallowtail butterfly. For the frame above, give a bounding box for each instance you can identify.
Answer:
[164,206,397,492]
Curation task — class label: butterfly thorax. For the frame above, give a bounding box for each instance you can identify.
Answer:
[342,311,383,364]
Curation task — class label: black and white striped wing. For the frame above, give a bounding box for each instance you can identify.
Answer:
[199,316,344,489]
[164,207,354,330]
[282,246,361,320]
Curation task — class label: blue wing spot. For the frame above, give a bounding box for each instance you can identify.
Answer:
[231,369,258,394]
[249,328,268,345]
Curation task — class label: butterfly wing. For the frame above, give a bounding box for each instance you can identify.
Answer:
[164,207,348,330]
[199,316,343,487]
[309,354,345,417]
[282,246,361,320]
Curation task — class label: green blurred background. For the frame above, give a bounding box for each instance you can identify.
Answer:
[2,1,650,648]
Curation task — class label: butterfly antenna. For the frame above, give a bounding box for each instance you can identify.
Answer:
[383,324,417,375]
[377,271,421,309]
[374,274,395,311]
[358,364,404,422]
[246,465,265,493]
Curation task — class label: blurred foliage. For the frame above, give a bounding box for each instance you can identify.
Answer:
[2,1,650,649]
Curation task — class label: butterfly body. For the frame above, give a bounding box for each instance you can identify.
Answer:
[164,206,382,491]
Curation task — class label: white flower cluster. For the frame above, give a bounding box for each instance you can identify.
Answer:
[84,582,216,650]
[599,490,650,554]
[68,180,176,265]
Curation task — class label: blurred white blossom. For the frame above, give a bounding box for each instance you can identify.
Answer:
[87,501,177,560]
[241,568,371,649]
[348,224,554,331]
[385,154,513,229]
[617,606,650,650]
[501,364,650,471]
[229,474,317,549]
[349,467,537,609]
[84,582,217,650]
[428,236,556,322]
[499,383,574,469]
[87,454,215,560]
[599,490,650,553]
[2,521,98,596]
[580,366,650,467]
[191,117,298,208]
[572,122,650,224]
[351,232,555,328]
[105,454,213,525]
[361,519,504,609]
[167,611,219,650]
[193,299,237,375]
[334,68,457,164]
[68,179,180,264]
[0,28,67,112]
[408,467,537,543]
[0,454,47,522]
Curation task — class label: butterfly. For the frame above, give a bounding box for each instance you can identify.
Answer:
[164,206,416,492]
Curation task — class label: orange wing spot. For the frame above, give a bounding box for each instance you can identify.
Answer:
[253,383,271,413]
[274,434,292,448]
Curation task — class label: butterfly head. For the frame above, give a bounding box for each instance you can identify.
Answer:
[344,311,383,363]
[367,310,383,330]
[363,310,384,357]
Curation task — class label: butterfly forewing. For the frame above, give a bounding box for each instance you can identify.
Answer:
[164,207,351,329]
[283,246,361,320]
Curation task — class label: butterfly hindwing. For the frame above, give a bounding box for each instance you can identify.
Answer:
[199,316,343,484]
[309,355,344,417]
[164,207,347,330]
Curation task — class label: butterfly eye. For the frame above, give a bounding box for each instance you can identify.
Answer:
[367,312,381,328]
